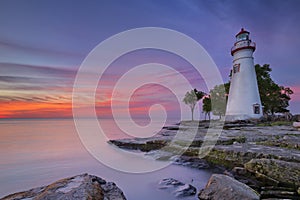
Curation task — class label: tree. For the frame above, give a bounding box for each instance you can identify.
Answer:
[209,84,228,119]
[183,89,205,121]
[202,96,211,121]
[255,64,293,115]
[194,88,206,101]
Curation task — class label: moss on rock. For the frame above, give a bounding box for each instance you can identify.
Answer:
[245,159,300,188]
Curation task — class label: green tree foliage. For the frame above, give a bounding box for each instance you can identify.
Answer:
[202,83,229,119]
[209,84,228,119]
[255,64,293,115]
[194,88,206,101]
[202,96,211,120]
[183,90,198,121]
[183,89,205,121]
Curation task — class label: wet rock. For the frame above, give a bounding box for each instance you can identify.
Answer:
[158,178,196,197]
[174,184,197,197]
[198,174,260,200]
[109,139,168,152]
[159,178,184,188]
[162,125,180,130]
[172,156,210,169]
[2,174,126,200]
[245,159,300,187]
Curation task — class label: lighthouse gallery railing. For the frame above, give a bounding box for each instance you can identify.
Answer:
[231,41,256,55]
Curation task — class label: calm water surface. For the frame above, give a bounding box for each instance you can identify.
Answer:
[0,119,212,199]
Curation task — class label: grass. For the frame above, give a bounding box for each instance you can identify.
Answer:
[256,140,300,150]
[257,121,292,127]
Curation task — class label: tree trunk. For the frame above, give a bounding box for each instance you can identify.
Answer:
[191,108,194,121]
[271,107,275,116]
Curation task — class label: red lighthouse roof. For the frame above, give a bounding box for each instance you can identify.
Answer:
[235,28,249,37]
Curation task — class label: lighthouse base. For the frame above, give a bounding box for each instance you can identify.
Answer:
[225,114,262,122]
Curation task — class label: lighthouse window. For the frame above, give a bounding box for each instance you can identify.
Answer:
[233,64,240,73]
[237,33,248,41]
[253,104,260,114]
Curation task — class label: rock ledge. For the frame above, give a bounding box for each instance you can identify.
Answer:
[2,173,126,200]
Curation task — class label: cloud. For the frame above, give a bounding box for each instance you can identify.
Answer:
[0,62,78,118]
[0,37,84,69]
[0,62,76,77]
[291,85,300,102]
[0,100,72,118]
[0,62,76,90]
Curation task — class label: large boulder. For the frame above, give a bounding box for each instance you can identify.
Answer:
[245,158,300,187]
[198,174,259,200]
[2,174,126,200]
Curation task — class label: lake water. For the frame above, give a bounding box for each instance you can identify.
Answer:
[0,119,212,199]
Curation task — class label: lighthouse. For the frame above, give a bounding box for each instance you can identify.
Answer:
[226,28,263,121]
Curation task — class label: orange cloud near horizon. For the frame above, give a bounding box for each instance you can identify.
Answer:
[0,101,73,119]
[0,99,179,119]
[0,97,169,119]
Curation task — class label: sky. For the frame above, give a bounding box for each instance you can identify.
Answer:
[0,0,300,119]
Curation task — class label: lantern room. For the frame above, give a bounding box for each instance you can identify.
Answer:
[231,28,256,56]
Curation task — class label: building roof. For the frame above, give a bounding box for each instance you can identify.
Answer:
[236,28,249,37]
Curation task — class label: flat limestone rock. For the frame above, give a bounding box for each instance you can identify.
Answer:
[245,158,300,187]
[2,173,126,200]
[198,174,259,200]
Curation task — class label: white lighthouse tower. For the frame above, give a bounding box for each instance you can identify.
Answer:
[226,28,263,121]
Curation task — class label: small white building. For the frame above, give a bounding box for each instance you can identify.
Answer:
[226,28,263,121]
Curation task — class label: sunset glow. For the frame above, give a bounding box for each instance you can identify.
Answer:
[0,1,299,119]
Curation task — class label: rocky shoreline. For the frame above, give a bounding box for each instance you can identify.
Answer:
[3,120,300,199]
[109,120,300,199]
[1,174,126,200]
